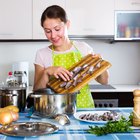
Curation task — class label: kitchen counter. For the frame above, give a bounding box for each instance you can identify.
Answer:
[0,107,139,140]
[27,84,139,108]
[89,84,140,92]
[89,84,140,107]
[28,84,140,93]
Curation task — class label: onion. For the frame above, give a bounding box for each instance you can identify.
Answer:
[10,111,19,121]
[4,105,19,113]
[0,105,19,125]
[0,111,13,125]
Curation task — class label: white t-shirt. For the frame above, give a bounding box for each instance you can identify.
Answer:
[34,41,94,68]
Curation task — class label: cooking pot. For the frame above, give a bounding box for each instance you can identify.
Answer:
[29,88,79,116]
[0,87,26,112]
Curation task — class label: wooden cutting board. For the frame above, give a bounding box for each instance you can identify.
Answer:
[48,54,112,94]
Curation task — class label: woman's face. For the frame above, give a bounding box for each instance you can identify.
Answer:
[43,18,69,47]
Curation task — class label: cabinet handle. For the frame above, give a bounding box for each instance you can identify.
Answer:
[0,33,14,36]
[131,2,140,5]
[83,28,95,32]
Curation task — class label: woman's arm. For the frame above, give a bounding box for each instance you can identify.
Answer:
[33,64,72,90]
[95,70,109,85]
[33,64,49,90]
[91,53,109,85]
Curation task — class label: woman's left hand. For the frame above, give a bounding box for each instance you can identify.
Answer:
[91,53,109,85]
[91,53,102,59]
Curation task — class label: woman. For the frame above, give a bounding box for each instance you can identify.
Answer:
[33,5,109,108]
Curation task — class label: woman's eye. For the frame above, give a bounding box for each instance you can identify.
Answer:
[45,30,51,33]
[55,28,61,31]
[46,31,51,33]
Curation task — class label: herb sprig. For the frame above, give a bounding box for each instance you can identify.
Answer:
[87,113,133,136]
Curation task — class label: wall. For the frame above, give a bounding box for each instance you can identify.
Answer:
[0,40,140,86]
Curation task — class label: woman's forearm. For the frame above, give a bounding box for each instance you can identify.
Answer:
[33,69,49,90]
[96,70,109,85]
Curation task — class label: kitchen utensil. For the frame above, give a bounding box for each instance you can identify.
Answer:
[12,61,29,87]
[54,114,70,125]
[32,111,57,119]
[133,89,140,126]
[0,87,26,112]
[133,110,140,119]
[26,113,70,126]
[29,88,79,117]
[0,122,58,137]
[14,71,28,87]
[48,54,112,94]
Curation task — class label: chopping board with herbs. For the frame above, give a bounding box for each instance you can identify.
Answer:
[48,54,112,94]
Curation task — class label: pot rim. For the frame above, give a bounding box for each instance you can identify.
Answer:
[33,88,80,95]
[0,86,26,91]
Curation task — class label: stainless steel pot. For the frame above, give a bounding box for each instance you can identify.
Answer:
[29,88,79,116]
[0,87,26,112]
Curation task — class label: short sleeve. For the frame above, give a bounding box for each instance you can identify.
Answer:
[34,47,53,68]
[82,42,94,55]
[73,41,95,57]
[34,50,44,67]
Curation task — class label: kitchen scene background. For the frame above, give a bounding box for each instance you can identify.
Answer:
[0,40,140,86]
[0,0,140,87]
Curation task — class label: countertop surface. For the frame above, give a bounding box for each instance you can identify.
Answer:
[0,107,139,140]
[28,84,140,93]
[89,84,140,92]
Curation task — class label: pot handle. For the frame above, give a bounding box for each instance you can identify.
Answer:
[0,93,18,96]
[28,93,42,98]
[26,93,34,108]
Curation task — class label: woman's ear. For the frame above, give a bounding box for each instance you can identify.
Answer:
[66,20,70,29]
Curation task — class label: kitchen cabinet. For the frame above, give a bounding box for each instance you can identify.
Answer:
[33,0,114,39]
[113,0,140,42]
[32,0,65,39]
[115,0,140,10]
[66,0,114,36]
[2,1,137,40]
[0,0,32,40]
[114,11,140,40]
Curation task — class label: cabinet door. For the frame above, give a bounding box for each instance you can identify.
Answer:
[66,0,114,36]
[33,0,65,39]
[115,0,140,10]
[114,11,140,40]
[0,0,32,40]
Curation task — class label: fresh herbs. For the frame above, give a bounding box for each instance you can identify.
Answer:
[87,113,133,136]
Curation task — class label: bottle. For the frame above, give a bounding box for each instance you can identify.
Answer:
[125,27,131,38]
[134,27,139,38]
[6,71,15,87]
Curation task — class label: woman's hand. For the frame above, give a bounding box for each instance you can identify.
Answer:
[45,66,72,81]
[92,53,102,59]
[91,53,109,85]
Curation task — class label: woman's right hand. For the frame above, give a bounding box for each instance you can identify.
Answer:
[45,66,72,81]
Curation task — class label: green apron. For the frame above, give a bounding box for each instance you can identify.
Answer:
[52,42,94,108]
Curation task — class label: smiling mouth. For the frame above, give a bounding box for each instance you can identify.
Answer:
[52,38,60,44]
